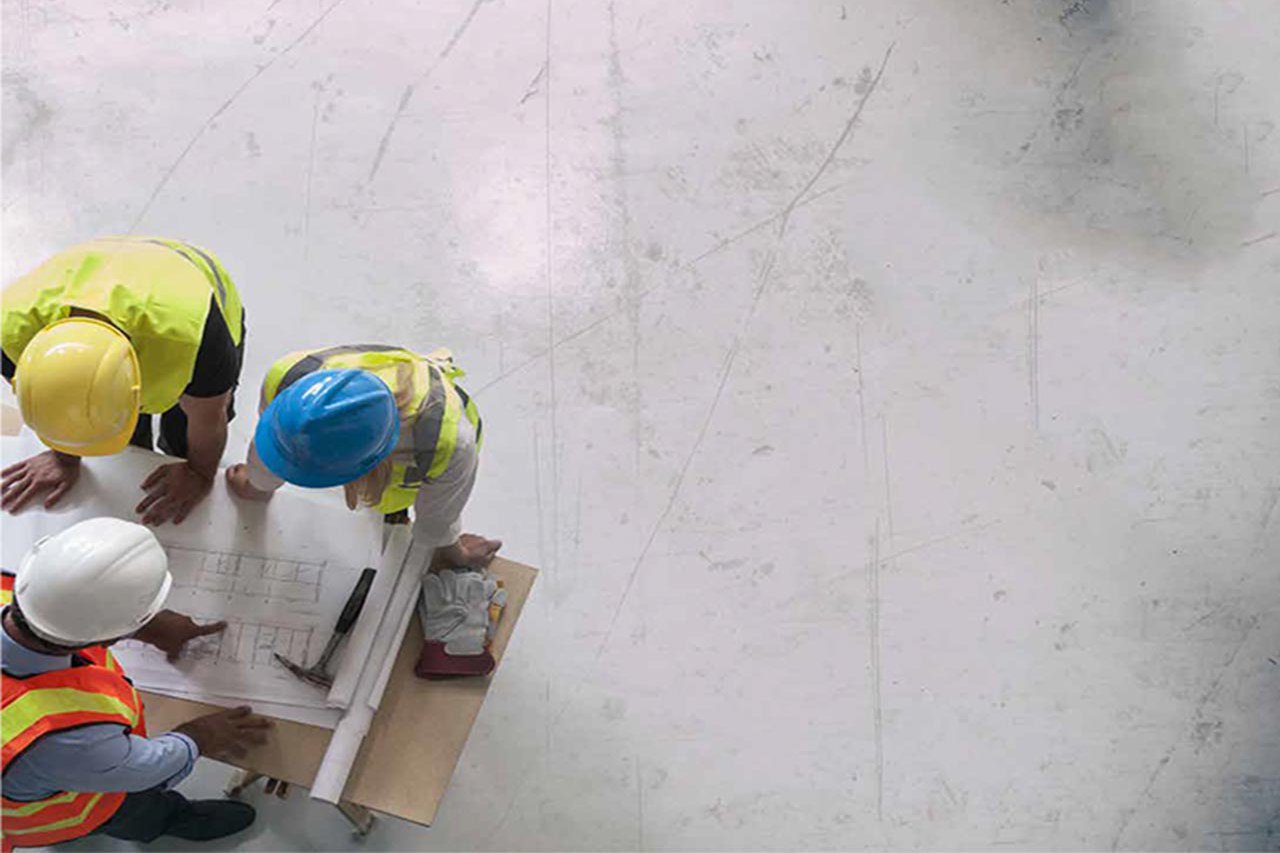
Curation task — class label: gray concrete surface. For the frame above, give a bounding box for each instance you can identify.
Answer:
[3,0,1279,849]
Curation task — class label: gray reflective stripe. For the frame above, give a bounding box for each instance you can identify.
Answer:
[144,240,226,307]
[276,344,403,393]
[180,243,229,308]
[277,353,327,393]
[404,364,447,484]
[455,382,482,444]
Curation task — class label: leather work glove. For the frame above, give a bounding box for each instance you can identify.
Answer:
[416,568,506,679]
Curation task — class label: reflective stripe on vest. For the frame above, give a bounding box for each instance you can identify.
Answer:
[261,346,482,514]
[3,792,113,842]
[273,344,404,393]
[1,237,244,414]
[0,573,145,849]
[408,362,450,483]
[455,383,483,448]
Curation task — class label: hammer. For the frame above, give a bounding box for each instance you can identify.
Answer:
[275,567,376,688]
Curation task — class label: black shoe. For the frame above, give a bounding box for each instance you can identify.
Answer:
[166,799,256,841]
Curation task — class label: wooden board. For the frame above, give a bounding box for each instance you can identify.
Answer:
[142,556,537,826]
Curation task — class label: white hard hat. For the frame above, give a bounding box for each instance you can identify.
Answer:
[15,517,172,646]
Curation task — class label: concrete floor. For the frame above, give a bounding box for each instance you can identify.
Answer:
[4,0,1280,849]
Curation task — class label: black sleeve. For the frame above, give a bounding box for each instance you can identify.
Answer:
[184,296,245,398]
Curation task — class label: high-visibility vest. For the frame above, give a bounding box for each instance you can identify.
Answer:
[1,237,245,415]
[0,573,147,850]
[262,345,483,514]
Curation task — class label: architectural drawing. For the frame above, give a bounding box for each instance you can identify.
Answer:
[2,435,382,728]
[112,544,395,731]
[166,546,324,605]
[111,541,375,720]
[118,616,317,671]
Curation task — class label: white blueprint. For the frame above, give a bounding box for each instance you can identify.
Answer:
[1,432,379,728]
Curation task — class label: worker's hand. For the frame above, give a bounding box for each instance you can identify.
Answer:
[457,533,502,566]
[1,451,81,513]
[134,610,228,661]
[174,706,273,760]
[136,461,213,525]
[225,463,274,502]
[434,533,503,570]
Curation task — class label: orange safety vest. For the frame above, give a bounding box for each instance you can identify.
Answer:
[0,573,147,850]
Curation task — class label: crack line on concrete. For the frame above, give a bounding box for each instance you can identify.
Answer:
[302,88,320,263]
[868,518,884,822]
[776,42,894,236]
[1110,618,1260,849]
[591,333,744,664]
[367,0,489,182]
[1029,277,1041,430]
[129,0,348,230]
[543,0,559,579]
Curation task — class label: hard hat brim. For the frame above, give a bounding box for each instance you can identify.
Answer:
[254,369,400,489]
[43,407,140,457]
[254,410,393,489]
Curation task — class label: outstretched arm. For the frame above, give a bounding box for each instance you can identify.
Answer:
[135,393,229,525]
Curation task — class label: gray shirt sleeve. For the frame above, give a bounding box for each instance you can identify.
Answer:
[411,420,479,547]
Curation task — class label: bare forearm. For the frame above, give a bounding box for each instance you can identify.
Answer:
[183,405,228,478]
[136,395,228,524]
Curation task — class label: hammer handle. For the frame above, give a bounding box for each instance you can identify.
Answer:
[334,567,377,636]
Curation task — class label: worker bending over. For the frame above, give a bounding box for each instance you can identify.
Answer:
[1,237,246,525]
[1,518,272,848]
[225,345,499,567]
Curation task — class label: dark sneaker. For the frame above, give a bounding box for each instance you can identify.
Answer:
[167,799,256,841]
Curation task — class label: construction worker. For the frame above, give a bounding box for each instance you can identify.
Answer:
[225,345,500,567]
[0,517,273,848]
[0,237,246,525]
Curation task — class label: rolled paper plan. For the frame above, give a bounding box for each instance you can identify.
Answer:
[325,528,413,708]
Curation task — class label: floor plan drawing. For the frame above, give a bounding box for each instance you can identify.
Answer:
[2,435,382,728]
[119,616,317,671]
[166,546,325,605]
[112,541,368,717]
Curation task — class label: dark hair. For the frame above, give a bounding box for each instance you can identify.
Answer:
[6,602,90,653]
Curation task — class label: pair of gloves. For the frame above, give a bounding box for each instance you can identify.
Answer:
[416,568,506,679]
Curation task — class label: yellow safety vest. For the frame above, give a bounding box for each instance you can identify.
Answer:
[1,237,244,414]
[0,574,147,850]
[262,345,482,514]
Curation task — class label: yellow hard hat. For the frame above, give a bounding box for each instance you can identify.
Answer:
[15,317,141,456]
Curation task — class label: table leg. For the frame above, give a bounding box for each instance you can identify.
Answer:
[335,800,376,838]
[224,769,264,799]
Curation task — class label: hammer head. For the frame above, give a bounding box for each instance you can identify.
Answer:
[273,653,334,688]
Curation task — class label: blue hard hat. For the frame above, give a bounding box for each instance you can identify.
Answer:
[255,369,400,488]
